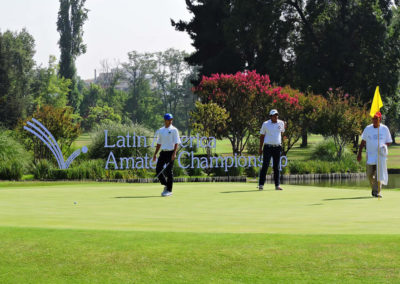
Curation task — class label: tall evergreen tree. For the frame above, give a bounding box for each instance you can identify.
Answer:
[171,0,244,84]
[292,0,400,103]
[174,0,400,103]
[57,0,88,108]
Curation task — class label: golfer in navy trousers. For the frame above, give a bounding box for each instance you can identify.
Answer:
[258,109,286,191]
[152,113,181,197]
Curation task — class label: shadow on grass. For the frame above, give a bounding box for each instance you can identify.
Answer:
[114,196,161,199]
[323,196,373,201]
[220,190,262,194]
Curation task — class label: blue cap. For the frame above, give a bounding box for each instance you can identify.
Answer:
[164,113,173,120]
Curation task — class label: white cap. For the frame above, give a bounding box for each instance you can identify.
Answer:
[269,109,279,116]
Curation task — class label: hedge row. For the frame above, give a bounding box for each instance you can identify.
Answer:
[30,156,364,180]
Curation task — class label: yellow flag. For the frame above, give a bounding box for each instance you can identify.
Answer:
[369,86,383,117]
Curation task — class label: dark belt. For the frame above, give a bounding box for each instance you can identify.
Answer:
[265,144,281,147]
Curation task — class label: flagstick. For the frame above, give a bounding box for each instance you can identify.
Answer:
[377,125,381,199]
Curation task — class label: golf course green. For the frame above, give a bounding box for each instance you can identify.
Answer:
[1,182,400,283]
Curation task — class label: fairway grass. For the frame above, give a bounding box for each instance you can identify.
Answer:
[1,182,400,234]
[1,227,400,283]
[1,182,400,283]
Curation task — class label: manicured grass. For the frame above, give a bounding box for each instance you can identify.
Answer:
[2,182,400,234]
[197,138,233,155]
[387,143,400,169]
[73,133,91,148]
[1,182,400,282]
[1,227,400,283]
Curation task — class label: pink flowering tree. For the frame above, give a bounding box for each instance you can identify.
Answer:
[193,70,301,154]
[260,86,304,155]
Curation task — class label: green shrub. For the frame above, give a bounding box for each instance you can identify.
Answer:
[280,165,289,175]
[0,160,24,180]
[89,122,153,160]
[113,171,124,179]
[313,161,331,174]
[210,164,245,176]
[0,130,32,180]
[246,136,259,155]
[208,158,226,176]
[245,166,258,177]
[341,153,364,173]
[33,159,54,180]
[311,138,352,161]
[288,160,312,174]
[186,166,205,176]
[65,159,105,180]
[50,169,68,179]
[173,161,186,176]
[287,157,362,175]
[133,169,149,178]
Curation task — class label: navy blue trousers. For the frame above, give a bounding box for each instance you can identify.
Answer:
[156,150,174,191]
[259,145,281,186]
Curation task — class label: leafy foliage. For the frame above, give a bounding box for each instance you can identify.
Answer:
[57,0,88,108]
[83,105,121,131]
[18,105,81,162]
[88,122,153,160]
[30,55,71,109]
[0,129,32,180]
[315,89,369,158]
[194,71,301,154]
[0,29,35,128]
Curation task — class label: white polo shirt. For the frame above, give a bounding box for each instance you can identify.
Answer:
[361,124,392,165]
[260,119,285,145]
[156,125,181,151]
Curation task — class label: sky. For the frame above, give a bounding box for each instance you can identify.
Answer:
[0,0,194,79]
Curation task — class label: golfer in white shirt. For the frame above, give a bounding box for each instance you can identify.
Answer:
[357,111,392,198]
[152,113,181,197]
[258,109,285,191]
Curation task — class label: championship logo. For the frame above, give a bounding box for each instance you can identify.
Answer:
[23,118,87,169]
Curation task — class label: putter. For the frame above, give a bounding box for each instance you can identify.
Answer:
[153,146,183,181]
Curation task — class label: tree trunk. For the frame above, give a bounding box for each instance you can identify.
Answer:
[391,131,397,145]
[353,135,359,153]
[300,130,308,148]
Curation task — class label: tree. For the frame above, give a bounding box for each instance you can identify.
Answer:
[174,1,400,105]
[151,48,197,132]
[30,55,71,109]
[222,0,298,86]
[297,92,327,148]
[122,51,162,129]
[84,105,121,131]
[190,101,229,174]
[194,71,300,154]
[315,89,369,158]
[179,66,199,134]
[171,0,244,84]
[292,0,400,104]
[0,29,35,128]
[383,91,400,144]
[152,49,190,114]
[18,105,81,162]
[80,83,105,117]
[57,0,88,108]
